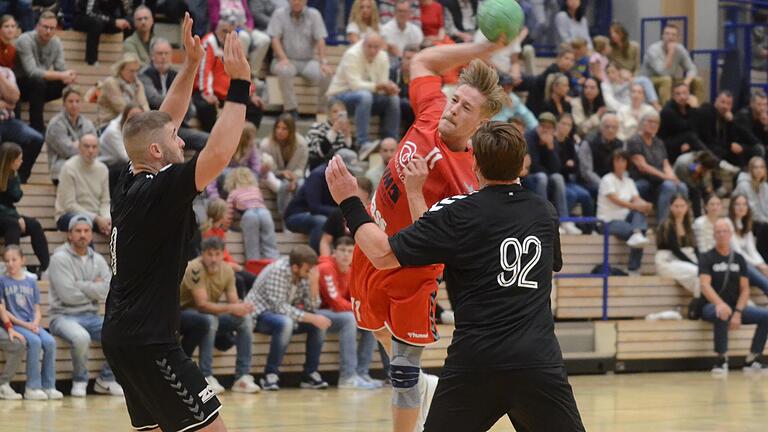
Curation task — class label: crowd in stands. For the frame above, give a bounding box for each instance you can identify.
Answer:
[1,0,768,398]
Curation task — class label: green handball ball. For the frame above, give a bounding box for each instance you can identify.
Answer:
[478,0,525,43]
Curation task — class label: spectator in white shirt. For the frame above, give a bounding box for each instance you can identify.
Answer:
[728,194,768,295]
[380,0,423,57]
[617,83,657,141]
[693,194,725,254]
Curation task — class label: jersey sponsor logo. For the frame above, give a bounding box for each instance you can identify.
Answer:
[369,190,387,231]
[198,386,216,404]
[407,331,429,339]
[712,262,740,272]
[395,141,443,184]
[109,227,118,275]
[428,193,471,212]
[498,236,542,289]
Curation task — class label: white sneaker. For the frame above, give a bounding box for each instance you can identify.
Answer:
[0,383,21,400]
[205,376,225,394]
[561,222,582,235]
[440,310,455,325]
[414,373,439,432]
[24,389,48,400]
[44,388,63,400]
[338,375,380,389]
[71,381,87,397]
[626,232,650,248]
[359,374,384,387]
[231,375,260,393]
[94,377,124,396]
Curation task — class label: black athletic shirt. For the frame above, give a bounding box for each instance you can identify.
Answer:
[698,249,748,307]
[102,154,200,345]
[389,184,564,372]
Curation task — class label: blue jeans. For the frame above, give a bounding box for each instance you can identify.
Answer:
[333,90,400,144]
[634,178,688,222]
[524,172,569,218]
[565,182,595,217]
[241,207,279,261]
[181,310,253,379]
[702,303,768,354]
[284,212,327,253]
[0,118,44,182]
[746,263,768,297]
[254,311,326,376]
[602,211,648,271]
[316,309,377,379]
[49,313,114,383]
[15,327,56,390]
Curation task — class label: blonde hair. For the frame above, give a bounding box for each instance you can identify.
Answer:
[200,199,228,232]
[112,52,141,77]
[749,156,767,193]
[457,59,505,117]
[349,0,380,33]
[224,167,258,193]
[593,35,610,54]
[234,122,258,163]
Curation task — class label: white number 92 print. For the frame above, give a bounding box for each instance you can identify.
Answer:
[497,236,542,289]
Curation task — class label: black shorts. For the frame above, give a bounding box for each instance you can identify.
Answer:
[103,342,222,432]
[424,367,585,432]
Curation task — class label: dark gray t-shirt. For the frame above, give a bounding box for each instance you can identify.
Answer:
[627,134,668,181]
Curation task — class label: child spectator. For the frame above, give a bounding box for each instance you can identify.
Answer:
[589,35,611,81]
[0,15,17,68]
[207,122,262,200]
[0,294,23,399]
[693,194,726,255]
[224,168,279,262]
[347,0,380,44]
[570,37,590,93]
[0,245,62,400]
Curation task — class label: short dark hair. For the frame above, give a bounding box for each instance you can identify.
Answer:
[201,237,225,252]
[672,81,689,91]
[751,88,767,101]
[664,23,680,33]
[472,121,527,181]
[718,90,734,99]
[334,236,355,249]
[289,245,318,267]
[2,244,22,260]
[62,85,81,101]
[695,151,719,170]
[612,149,631,162]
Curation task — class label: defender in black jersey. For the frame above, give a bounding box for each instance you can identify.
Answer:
[326,122,585,431]
[101,15,252,432]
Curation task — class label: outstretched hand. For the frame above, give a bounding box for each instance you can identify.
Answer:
[223,31,252,81]
[404,155,428,195]
[325,155,359,205]
[181,13,203,67]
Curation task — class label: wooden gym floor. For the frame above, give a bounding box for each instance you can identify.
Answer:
[1,371,767,431]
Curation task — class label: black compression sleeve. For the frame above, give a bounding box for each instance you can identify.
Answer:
[339,196,374,237]
[226,79,251,104]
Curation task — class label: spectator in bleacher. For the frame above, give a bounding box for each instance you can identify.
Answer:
[493,76,538,131]
[733,156,768,261]
[99,103,142,190]
[540,73,571,118]
[365,138,396,189]
[179,237,260,394]
[608,21,640,74]
[658,82,707,163]
[327,33,400,151]
[141,38,209,151]
[729,194,768,296]
[210,1,272,79]
[697,90,764,171]
[45,87,97,184]
[206,122,262,200]
[597,149,652,274]
[700,218,768,374]
[96,53,150,127]
[316,236,380,388]
[0,60,42,184]
[318,176,371,256]
[601,62,660,114]
[268,0,332,119]
[380,0,423,57]
[54,134,111,236]
[693,194,725,257]
[260,113,308,215]
[588,36,610,82]
[569,38,590,94]
[475,23,533,80]
[571,77,605,137]
[379,0,420,25]
[0,142,49,273]
[526,46,574,116]
[249,0,283,32]
[655,194,700,295]
[419,0,445,42]
[15,11,76,134]
[47,215,122,397]
[628,112,689,221]
[224,167,279,261]
[735,89,768,148]
[617,83,656,141]
[0,297,24,400]
[389,43,417,134]
[0,245,61,400]
[122,6,154,65]
[577,112,623,194]
[523,112,581,235]
[0,15,17,69]
[673,150,718,218]
[73,0,133,65]
[284,162,338,251]
[556,113,595,231]
[245,246,332,391]
[346,0,380,44]
[307,99,353,171]
[442,0,477,43]
[640,23,703,104]
[554,0,591,50]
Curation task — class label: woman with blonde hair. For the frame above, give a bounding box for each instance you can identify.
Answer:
[260,113,308,214]
[224,167,279,261]
[96,53,150,127]
[347,0,380,44]
[541,73,572,117]
[207,121,263,200]
[733,156,768,260]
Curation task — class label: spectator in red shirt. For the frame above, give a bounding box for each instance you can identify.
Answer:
[0,15,16,69]
[419,0,445,42]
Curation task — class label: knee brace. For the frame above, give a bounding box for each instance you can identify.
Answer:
[389,339,424,408]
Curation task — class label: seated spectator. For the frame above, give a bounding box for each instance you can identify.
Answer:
[697,90,763,171]
[541,73,572,118]
[700,218,768,374]
[284,162,338,251]
[736,89,768,148]
[0,143,49,274]
[0,61,42,183]
[99,104,143,190]
[523,112,581,234]
[617,83,657,141]
[0,245,62,400]
[733,156,768,261]
[15,12,76,133]
[628,112,689,221]
[588,35,610,82]
[140,38,209,151]
[475,24,534,79]
[245,246,331,391]
[307,100,354,170]
[571,77,605,137]
[347,0,380,44]
[0,15,17,69]
[602,62,659,113]
[554,0,591,49]
[442,0,477,43]
[206,122,262,200]
[527,46,574,116]
[45,87,97,184]
[597,150,652,274]
[729,194,768,295]
[210,0,271,79]
[327,33,400,150]
[135,0,186,23]
[380,0,423,57]
[96,53,150,127]
[47,215,123,397]
[319,176,372,256]
[365,138,397,189]
[260,113,309,215]
[224,167,279,261]
[73,0,133,65]
[122,6,154,65]
[268,0,332,118]
[0,2,30,32]
[389,44,417,134]
[655,194,700,295]
[577,112,623,194]
[54,134,111,236]
[0,295,24,400]
[673,150,718,217]
[569,38,590,93]
[379,0,421,25]
[419,0,445,42]
[249,0,282,33]
[179,237,259,394]
[493,86,538,132]
[693,194,725,255]
[556,113,595,230]
[658,82,707,163]
[608,21,640,74]
[641,23,703,104]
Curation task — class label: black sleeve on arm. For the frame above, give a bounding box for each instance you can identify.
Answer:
[388,203,462,267]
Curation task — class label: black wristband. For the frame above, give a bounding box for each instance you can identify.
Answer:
[226,79,251,104]
[340,196,374,237]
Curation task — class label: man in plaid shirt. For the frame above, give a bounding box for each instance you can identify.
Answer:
[0,64,43,183]
[245,245,332,390]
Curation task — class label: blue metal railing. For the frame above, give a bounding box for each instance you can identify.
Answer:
[640,16,689,61]
[723,23,768,90]
[690,49,736,102]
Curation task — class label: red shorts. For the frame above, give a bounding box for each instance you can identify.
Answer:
[349,246,441,346]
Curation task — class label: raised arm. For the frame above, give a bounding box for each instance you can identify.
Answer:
[410,40,503,80]
[160,13,203,130]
